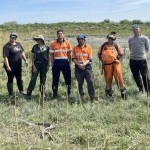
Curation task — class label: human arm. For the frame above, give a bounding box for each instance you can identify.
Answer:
[4,57,12,71]
[22,51,28,67]
[31,54,37,73]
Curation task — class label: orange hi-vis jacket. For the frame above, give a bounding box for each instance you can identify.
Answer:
[49,39,72,59]
[72,45,92,64]
[98,43,122,64]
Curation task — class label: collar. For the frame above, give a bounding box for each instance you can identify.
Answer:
[57,38,65,44]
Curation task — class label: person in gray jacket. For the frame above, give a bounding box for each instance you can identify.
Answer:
[128,24,150,96]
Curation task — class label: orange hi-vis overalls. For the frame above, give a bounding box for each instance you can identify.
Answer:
[98,43,125,89]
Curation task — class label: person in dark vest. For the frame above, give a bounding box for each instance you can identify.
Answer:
[26,35,50,99]
[3,32,28,97]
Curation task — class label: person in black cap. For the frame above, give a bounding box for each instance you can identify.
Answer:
[3,32,28,97]
[26,35,50,99]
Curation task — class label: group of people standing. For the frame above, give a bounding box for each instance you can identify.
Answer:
[2,24,150,102]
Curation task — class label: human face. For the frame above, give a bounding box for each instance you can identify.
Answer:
[10,36,17,43]
[57,31,64,40]
[133,28,140,36]
[108,37,113,44]
[78,38,85,46]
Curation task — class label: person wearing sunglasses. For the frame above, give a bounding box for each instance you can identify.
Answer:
[26,35,50,99]
[98,32,127,99]
[3,32,28,98]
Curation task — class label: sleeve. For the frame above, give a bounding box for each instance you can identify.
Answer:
[49,42,54,53]
[72,47,76,61]
[128,38,131,51]
[3,44,9,57]
[88,46,92,60]
[145,36,149,52]
[31,45,36,53]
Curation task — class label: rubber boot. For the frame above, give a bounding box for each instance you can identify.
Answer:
[120,88,127,100]
[7,83,13,96]
[52,86,58,98]
[68,85,71,96]
[26,90,32,100]
[39,85,45,98]
[105,88,112,97]
[17,80,26,95]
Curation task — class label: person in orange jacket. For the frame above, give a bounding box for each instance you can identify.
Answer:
[98,32,127,99]
[72,35,95,102]
[50,30,72,98]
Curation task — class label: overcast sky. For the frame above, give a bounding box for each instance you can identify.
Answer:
[0,0,150,24]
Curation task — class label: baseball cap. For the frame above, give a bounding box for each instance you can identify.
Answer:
[33,35,45,41]
[107,32,116,40]
[132,24,139,29]
[10,32,18,38]
[77,34,86,40]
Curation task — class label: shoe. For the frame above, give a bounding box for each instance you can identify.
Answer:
[90,97,97,103]
[20,91,26,95]
[121,89,127,100]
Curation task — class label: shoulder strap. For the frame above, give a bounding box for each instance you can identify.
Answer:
[113,42,119,53]
[98,42,108,59]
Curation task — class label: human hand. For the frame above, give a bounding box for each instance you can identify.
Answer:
[6,66,12,72]
[33,66,37,73]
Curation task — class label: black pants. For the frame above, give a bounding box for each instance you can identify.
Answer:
[52,59,71,88]
[27,62,48,91]
[130,59,150,92]
[5,67,23,92]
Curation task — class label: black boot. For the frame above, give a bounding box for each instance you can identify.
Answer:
[52,86,58,98]
[120,88,127,100]
[39,85,45,98]
[17,80,26,95]
[7,83,13,96]
[68,85,71,96]
[26,90,32,100]
[105,88,112,97]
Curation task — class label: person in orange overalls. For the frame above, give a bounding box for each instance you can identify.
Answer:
[50,30,72,98]
[98,32,127,99]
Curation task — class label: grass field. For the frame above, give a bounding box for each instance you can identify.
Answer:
[0,23,150,149]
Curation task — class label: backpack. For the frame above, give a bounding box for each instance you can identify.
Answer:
[98,42,119,64]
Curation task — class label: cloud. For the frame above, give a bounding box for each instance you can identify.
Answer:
[123,0,150,7]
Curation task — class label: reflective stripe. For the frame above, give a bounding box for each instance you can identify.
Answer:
[78,60,91,64]
[50,49,72,53]
[54,57,68,59]
[75,53,88,57]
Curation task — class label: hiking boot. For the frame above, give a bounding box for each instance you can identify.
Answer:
[26,90,32,100]
[105,88,112,97]
[20,91,26,95]
[120,88,127,100]
[138,88,144,93]
[90,97,96,103]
